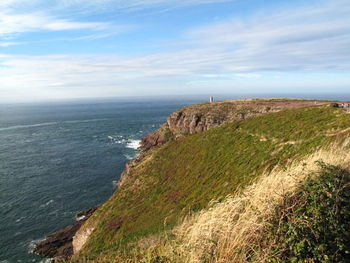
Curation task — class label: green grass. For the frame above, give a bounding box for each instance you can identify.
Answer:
[73,105,350,261]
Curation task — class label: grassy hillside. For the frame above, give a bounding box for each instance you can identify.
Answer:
[71,105,350,262]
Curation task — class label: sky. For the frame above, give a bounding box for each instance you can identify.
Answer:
[0,0,349,102]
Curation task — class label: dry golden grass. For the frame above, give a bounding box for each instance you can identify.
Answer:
[167,143,350,263]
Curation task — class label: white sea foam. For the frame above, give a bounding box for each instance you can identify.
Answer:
[0,118,109,132]
[126,140,141,150]
[124,154,135,160]
[107,136,141,150]
[15,216,26,223]
[76,215,86,221]
[28,238,44,253]
[39,199,53,208]
[65,118,108,124]
[0,122,57,131]
[107,135,127,144]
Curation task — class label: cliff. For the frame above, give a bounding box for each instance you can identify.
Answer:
[35,99,350,263]
[140,99,330,151]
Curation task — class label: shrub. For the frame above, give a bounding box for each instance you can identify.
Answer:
[267,163,350,263]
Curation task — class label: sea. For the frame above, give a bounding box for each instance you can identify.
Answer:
[0,94,349,262]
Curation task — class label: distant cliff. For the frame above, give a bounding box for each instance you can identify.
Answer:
[140,99,330,151]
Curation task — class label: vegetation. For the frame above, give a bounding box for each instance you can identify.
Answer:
[146,148,350,263]
[263,163,350,263]
[71,105,350,262]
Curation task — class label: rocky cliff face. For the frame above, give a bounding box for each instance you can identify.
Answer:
[166,103,272,135]
[140,99,330,152]
[140,124,170,151]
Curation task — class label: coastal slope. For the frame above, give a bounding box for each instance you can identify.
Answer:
[37,99,350,262]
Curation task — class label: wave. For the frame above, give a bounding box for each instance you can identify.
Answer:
[107,135,127,144]
[39,199,54,208]
[107,136,141,150]
[124,153,136,160]
[64,118,109,124]
[28,238,44,254]
[15,216,26,223]
[0,122,58,131]
[126,140,141,150]
[76,215,86,221]
[0,118,109,132]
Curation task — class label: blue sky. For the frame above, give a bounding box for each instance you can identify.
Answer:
[0,0,349,102]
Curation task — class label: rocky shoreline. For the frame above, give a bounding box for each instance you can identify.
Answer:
[34,207,98,262]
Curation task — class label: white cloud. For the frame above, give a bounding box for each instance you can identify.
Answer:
[0,41,20,47]
[1,0,350,101]
[0,0,137,41]
[0,0,229,41]
[184,0,350,72]
[235,73,262,79]
[0,10,111,39]
[0,0,232,12]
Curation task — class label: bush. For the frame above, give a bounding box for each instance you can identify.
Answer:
[267,163,350,263]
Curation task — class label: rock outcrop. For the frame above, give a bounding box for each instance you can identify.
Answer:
[140,124,170,151]
[140,99,330,152]
[72,226,95,254]
[34,207,98,261]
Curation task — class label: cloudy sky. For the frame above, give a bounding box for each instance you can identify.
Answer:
[0,0,349,102]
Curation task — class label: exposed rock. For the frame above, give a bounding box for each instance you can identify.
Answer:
[72,226,95,254]
[140,124,170,151]
[140,99,332,153]
[34,224,77,260]
[34,207,98,261]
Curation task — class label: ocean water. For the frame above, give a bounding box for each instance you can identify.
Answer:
[0,98,201,263]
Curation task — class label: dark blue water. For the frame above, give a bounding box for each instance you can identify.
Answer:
[0,98,203,263]
[1,94,349,262]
